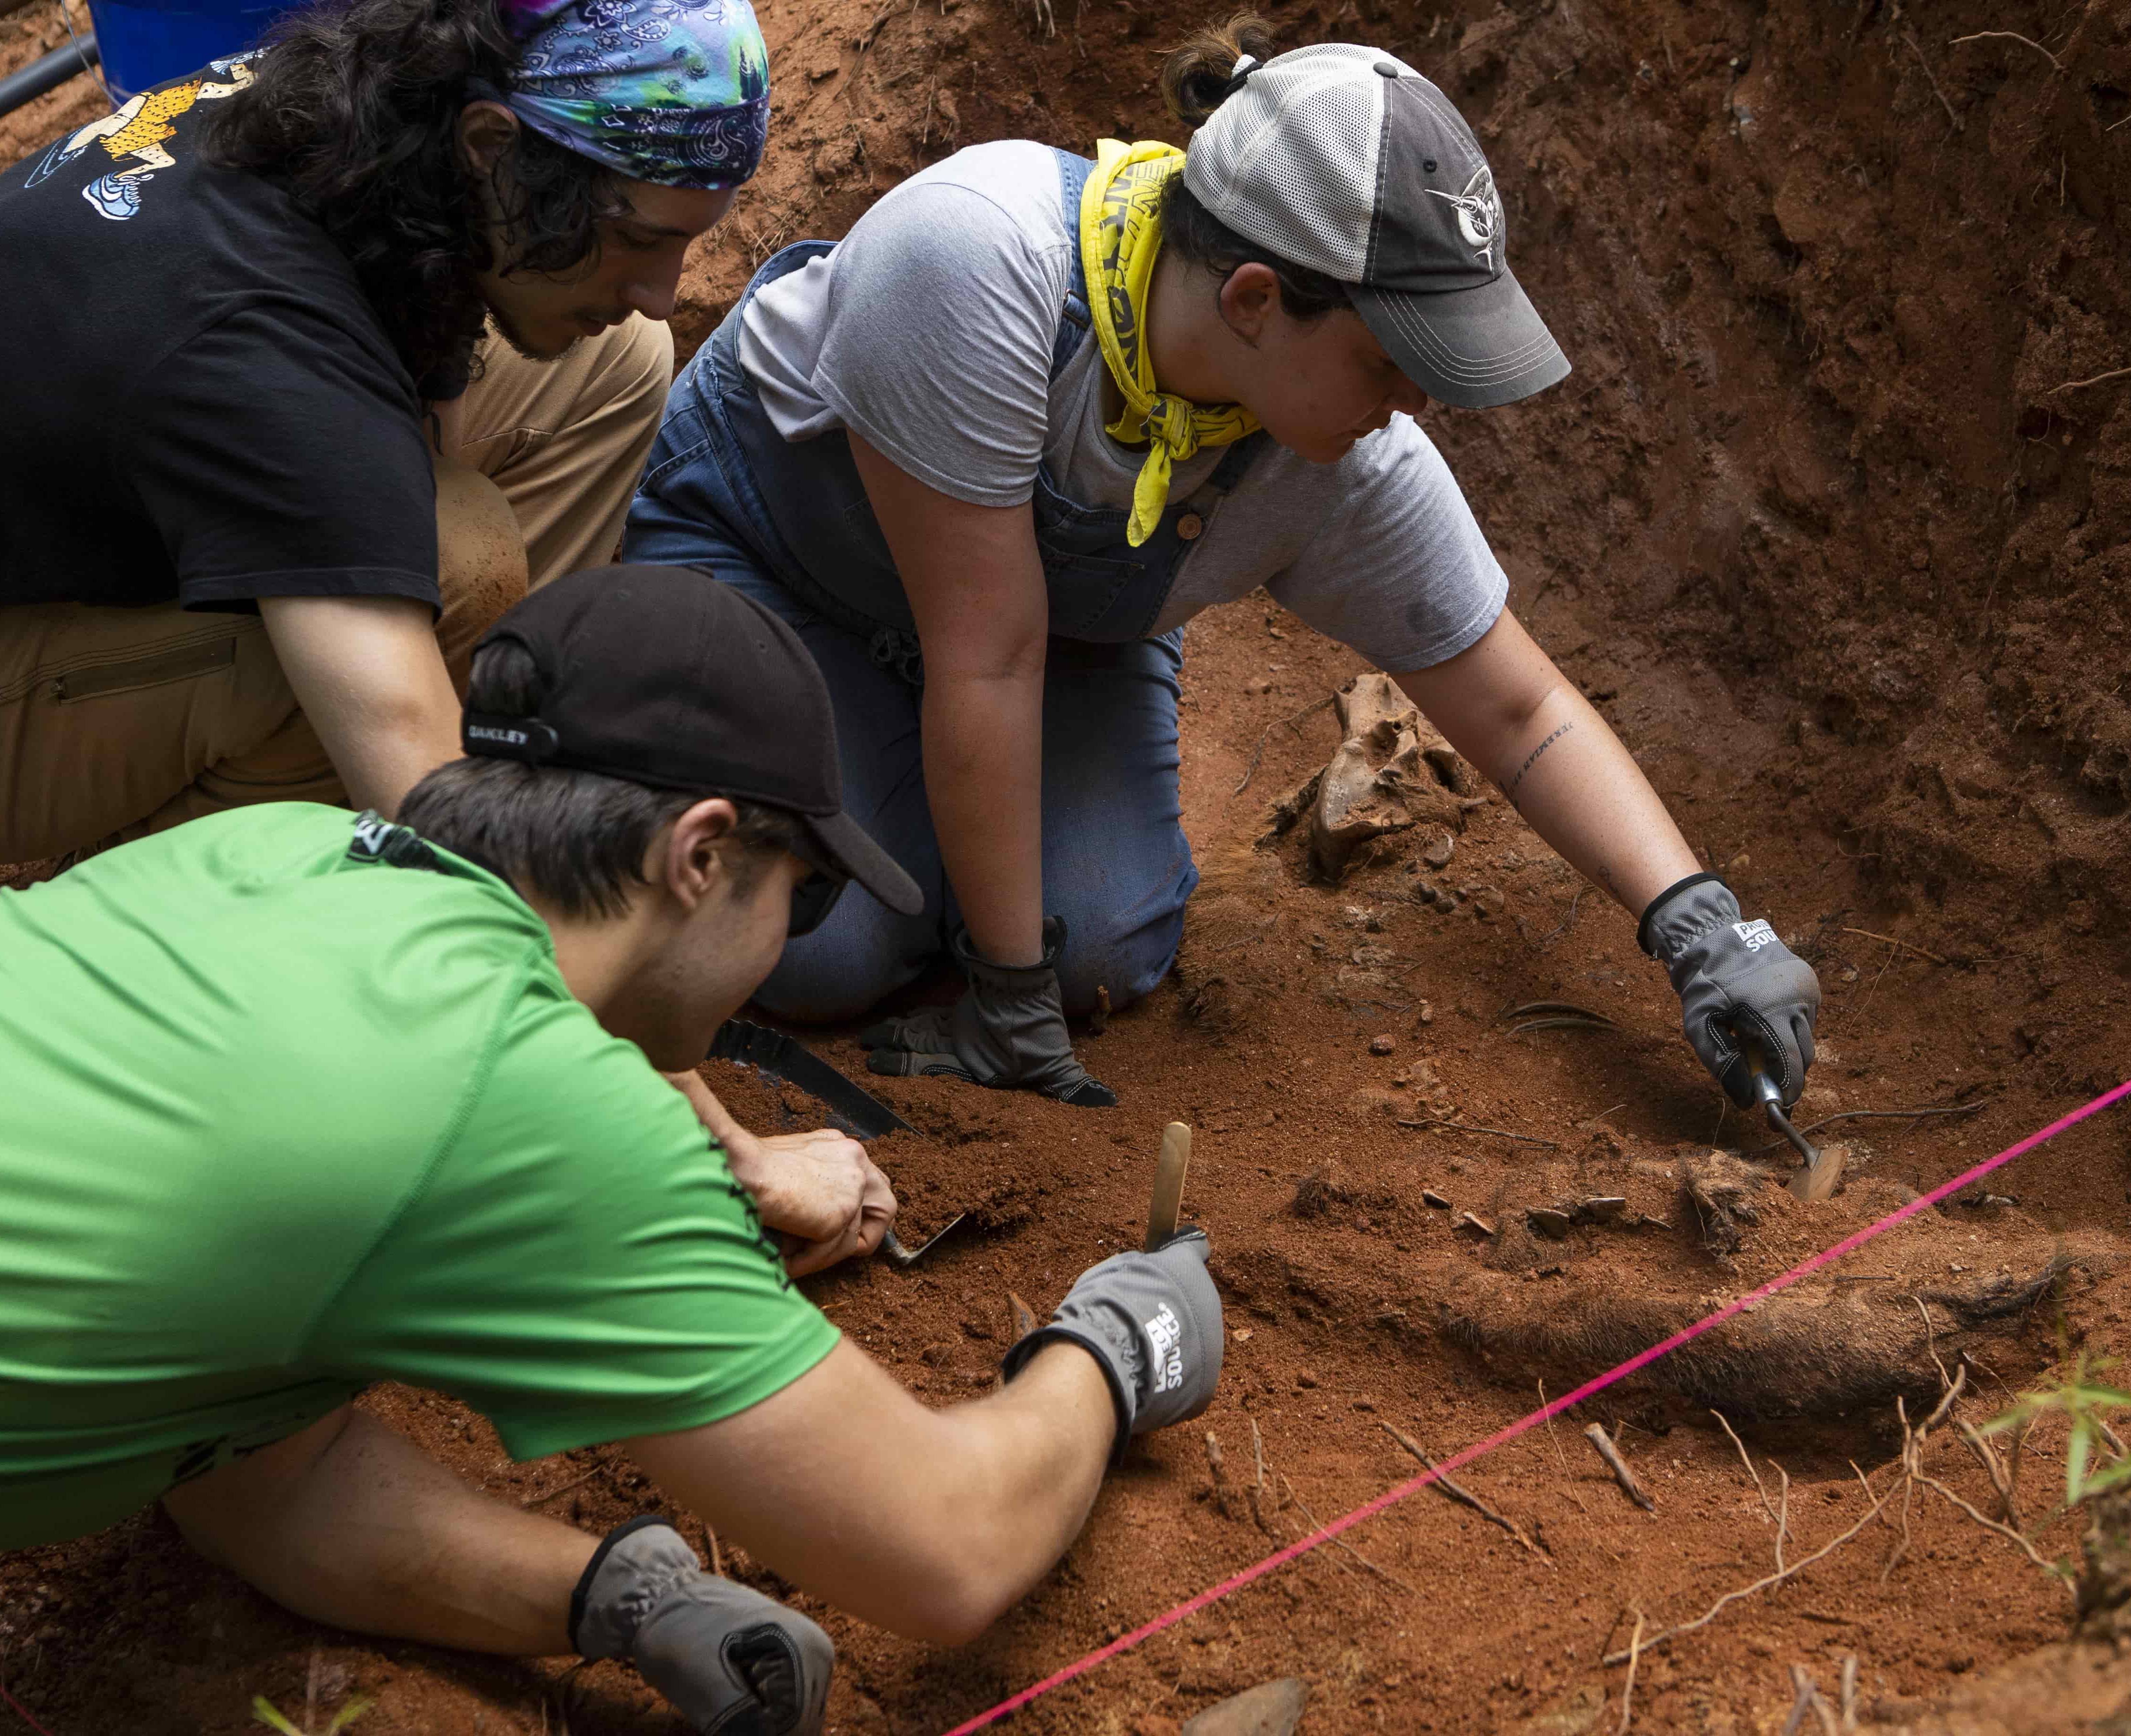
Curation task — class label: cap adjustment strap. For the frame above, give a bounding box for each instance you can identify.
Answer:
[463,713,562,764]
[1220,53,1259,97]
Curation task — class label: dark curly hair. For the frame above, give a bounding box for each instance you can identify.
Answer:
[1158,12,1352,321]
[205,0,631,400]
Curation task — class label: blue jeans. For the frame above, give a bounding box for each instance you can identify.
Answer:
[628,502,1197,1022]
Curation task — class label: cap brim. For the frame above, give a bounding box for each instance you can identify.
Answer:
[803,809,925,917]
[1352,269,1570,409]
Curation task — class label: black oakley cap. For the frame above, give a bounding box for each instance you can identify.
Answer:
[462,565,922,918]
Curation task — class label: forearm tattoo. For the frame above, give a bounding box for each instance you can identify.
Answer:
[1503,721,1574,802]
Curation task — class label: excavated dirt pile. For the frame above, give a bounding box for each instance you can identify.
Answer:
[3,0,2128,1728]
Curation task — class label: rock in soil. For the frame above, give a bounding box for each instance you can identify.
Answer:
[1181,1677,1308,1736]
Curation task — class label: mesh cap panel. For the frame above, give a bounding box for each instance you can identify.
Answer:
[1184,44,1421,281]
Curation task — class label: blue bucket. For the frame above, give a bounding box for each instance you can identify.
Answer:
[85,0,299,103]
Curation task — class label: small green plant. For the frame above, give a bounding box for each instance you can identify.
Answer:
[1981,1346,2131,1516]
[251,1690,372,1736]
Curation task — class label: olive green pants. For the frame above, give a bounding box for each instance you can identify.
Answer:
[0,315,673,864]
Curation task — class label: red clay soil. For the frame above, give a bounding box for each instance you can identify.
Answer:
[5,0,2130,1729]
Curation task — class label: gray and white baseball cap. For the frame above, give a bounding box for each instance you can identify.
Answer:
[1183,42,1570,409]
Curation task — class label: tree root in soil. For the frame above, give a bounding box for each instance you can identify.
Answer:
[1600,1362,2074,1671]
[1440,1258,2079,1420]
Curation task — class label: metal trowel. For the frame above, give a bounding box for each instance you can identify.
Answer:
[1740,1032,1843,1202]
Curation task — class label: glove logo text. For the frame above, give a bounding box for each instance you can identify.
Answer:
[1144,1305,1185,1394]
[1732,919,1776,952]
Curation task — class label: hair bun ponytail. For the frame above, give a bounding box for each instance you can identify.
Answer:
[1160,11,1277,129]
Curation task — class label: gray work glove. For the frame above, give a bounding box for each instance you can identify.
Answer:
[1000,1229,1223,1465]
[1641,874,1821,1109]
[861,916,1115,1107]
[572,1518,831,1736]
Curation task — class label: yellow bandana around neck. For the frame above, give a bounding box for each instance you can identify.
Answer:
[1080,138,1261,547]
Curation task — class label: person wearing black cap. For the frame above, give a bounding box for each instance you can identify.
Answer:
[626,14,1821,1119]
[0,567,1225,1733]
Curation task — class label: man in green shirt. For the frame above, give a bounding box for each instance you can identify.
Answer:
[0,567,1225,1735]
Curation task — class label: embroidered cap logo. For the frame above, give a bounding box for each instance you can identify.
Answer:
[1426,165,1501,267]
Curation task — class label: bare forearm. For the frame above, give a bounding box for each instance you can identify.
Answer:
[632,1339,1114,1643]
[921,672,1046,966]
[166,1407,592,1655]
[259,594,464,817]
[892,1342,1115,1628]
[1487,686,1700,912]
[1396,612,1699,917]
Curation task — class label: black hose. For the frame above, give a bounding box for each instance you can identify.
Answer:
[0,33,99,121]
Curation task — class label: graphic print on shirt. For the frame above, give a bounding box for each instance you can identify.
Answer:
[23,54,256,221]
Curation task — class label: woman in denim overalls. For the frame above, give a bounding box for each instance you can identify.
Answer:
[625,23,1824,1116]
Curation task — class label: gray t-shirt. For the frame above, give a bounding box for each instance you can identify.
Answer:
[737,139,1506,672]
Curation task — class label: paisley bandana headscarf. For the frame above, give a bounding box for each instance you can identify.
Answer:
[1080,138,1262,547]
[492,0,771,189]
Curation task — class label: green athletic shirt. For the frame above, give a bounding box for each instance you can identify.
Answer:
[0,805,840,1549]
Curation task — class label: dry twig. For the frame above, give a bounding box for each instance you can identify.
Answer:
[1712,1409,1775,1527]
[1520,885,1589,952]
[1205,1430,1233,1519]
[1383,1423,1554,1565]
[1249,1414,1271,1533]
[1540,1381,1589,1513]
[2049,365,2131,393]
[1883,1367,2066,1583]
[1740,1099,1981,1156]
[1915,1296,1953,1392]
[1781,1666,1839,1736]
[1602,1465,1901,1662]
[1952,1423,2012,1525]
[1397,1116,1559,1148]
[1840,1656,1859,1732]
[1282,1474,1417,1594]
[1949,29,2061,70]
[1773,1463,1793,1572]
[1584,1423,1655,1511]
[1839,926,1947,964]
[522,1464,603,1507]
[1903,30,1964,132]
[1617,1610,1645,1734]
[1504,999,1614,1024]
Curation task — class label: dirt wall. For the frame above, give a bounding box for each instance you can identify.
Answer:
[3,0,2128,1730]
[696,0,2131,1082]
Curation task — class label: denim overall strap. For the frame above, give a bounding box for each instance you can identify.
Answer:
[1048,147,1095,383]
[634,149,1267,667]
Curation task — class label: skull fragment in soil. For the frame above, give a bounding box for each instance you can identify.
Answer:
[1307,673,1479,880]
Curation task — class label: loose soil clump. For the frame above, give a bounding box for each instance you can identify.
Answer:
[4,0,2128,1727]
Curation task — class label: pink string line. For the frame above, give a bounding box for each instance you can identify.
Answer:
[0,1681,57,1736]
[942,1076,2131,1735]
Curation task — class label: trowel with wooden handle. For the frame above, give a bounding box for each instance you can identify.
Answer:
[1144,1120,1193,1249]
